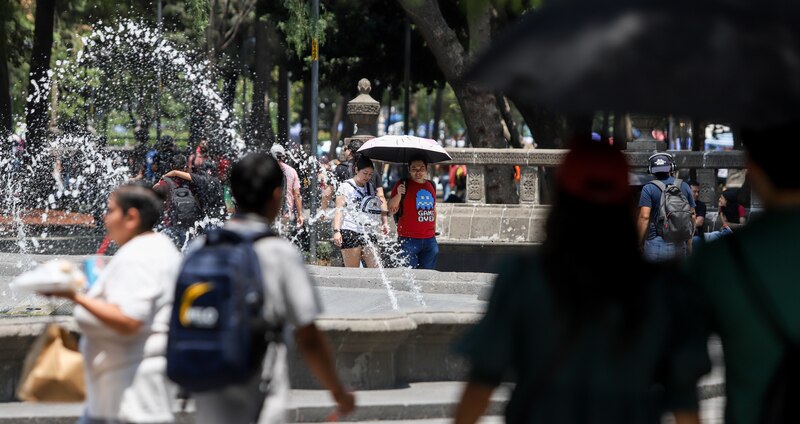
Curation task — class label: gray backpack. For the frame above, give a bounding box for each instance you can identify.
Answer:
[651,179,694,242]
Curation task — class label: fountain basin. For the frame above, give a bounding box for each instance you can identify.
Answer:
[0,254,494,399]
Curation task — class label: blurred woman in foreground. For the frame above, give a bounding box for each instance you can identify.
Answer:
[454,143,711,424]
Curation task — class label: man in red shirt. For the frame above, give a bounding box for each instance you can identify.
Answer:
[388,156,438,269]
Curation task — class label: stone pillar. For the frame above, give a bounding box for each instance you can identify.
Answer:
[627,114,667,151]
[519,166,539,205]
[466,165,486,203]
[697,169,717,207]
[344,79,380,148]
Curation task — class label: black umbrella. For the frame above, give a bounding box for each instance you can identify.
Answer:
[465,0,800,128]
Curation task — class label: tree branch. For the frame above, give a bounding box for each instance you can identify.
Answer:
[397,0,467,82]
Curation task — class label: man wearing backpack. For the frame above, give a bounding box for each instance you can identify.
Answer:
[154,154,203,248]
[159,160,227,232]
[637,152,696,262]
[687,124,800,424]
[388,156,439,269]
[176,152,355,424]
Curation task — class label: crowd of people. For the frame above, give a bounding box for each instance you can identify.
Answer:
[32,124,800,424]
[133,135,456,270]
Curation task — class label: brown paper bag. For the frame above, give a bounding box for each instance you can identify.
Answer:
[17,323,85,402]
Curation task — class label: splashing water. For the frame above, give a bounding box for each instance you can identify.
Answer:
[328,189,427,309]
[1,20,247,253]
[2,19,429,311]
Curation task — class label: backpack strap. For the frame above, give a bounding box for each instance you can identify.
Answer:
[205,227,272,246]
[727,235,798,348]
[396,178,409,220]
[163,176,178,190]
[650,179,667,192]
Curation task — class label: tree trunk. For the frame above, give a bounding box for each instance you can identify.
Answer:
[300,71,311,150]
[432,85,443,141]
[398,0,516,203]
[691,119,703,151]
[329,94,345,158]
[189,91,205,146]
[512,99,564,149]
[613,112,630,150]
[0,5,12,136]
[497,94,521,148]
[222,65,239,112]
[206,0,218,63]
[277,64,290,143]
[341,113,354,145]
[25,0,57,158]
[247,0,274,149]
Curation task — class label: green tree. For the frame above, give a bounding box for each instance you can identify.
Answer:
[397,0,518,203]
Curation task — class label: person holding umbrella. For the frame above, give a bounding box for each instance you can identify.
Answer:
[388,156,439,269]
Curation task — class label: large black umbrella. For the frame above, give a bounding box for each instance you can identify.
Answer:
[465,0,800,128]
[357,135,452,164]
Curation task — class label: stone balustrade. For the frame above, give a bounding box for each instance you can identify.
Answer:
[443,148,747,207]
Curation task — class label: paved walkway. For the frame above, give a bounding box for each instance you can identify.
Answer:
[0,381,724,423]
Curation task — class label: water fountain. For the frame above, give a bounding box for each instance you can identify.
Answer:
[0,21,495,403]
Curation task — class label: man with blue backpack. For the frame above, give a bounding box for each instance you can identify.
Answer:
[167,152,355,424]
[637,152,696,262]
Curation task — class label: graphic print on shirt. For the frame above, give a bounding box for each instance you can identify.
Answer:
[347,181,382,215]
[416,189,435,222]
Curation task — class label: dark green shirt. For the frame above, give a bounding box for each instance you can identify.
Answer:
[687,209,800,424]
[458,254,710,424]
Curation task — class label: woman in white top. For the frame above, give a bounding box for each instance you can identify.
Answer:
[47,183,181,423]
[332,156,389,267]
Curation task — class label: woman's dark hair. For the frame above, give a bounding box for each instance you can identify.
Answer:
[721,188,741,222]
[542,140,649,349]
[354,155,374,172]
[408,155,428,167]
[230,152,283,214]
[542,189,648,347]
[114,182,164,233]
[742,123,800,190]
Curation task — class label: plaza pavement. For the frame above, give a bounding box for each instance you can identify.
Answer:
[0,253,725,423]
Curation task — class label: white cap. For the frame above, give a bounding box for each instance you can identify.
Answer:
[269,144,286,159]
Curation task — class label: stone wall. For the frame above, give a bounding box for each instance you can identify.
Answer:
[444,148,747,207]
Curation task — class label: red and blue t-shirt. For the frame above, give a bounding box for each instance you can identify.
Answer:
[391,179,436,239]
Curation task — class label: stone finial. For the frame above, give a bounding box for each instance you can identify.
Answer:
[346,78,381,143]
[358,78,371,95]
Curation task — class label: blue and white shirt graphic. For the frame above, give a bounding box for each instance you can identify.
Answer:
[416,189,435,210]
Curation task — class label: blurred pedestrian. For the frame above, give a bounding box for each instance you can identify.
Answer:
[187,138,209,172]
[687,124,800,424]
[153,154,202,248]
[192,153,355,424]
[44,183,181,423]
[455,143,710,424]
[270,144,304,231]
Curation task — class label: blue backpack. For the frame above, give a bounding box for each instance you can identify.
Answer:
[166,228,279,392]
